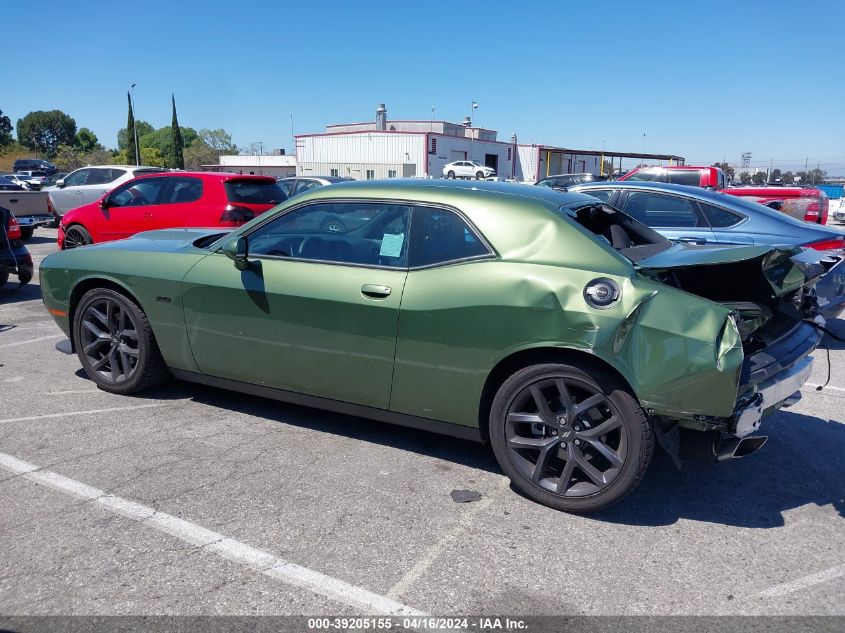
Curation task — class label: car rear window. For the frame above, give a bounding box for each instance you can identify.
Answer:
[225,180,287,205]
[667,171,702,186]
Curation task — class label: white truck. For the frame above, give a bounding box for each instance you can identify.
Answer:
[0,190,56,239]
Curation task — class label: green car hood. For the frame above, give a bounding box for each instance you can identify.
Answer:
[636,243,814,297]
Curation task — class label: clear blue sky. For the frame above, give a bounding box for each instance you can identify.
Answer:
[6,0,845,174]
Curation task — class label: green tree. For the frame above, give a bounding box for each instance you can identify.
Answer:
[117,120,154,150]
[770,168,782,182]
[170,94,185,169]
[75,127,100,153]
[139,126,198,158]
[184,140,216,171]
[737,171,752,184]
[53,144,85,171]
[751,171,767,185]
[140,147,167,167]
[16,110,77,156]
[199,128,237,157]
[126,92,138,166]
[781,171,795,185]
[0,109,13,147]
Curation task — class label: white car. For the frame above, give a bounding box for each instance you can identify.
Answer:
[442,160,495,180]
[47,165,165,217]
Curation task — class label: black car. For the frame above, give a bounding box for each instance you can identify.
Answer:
[536,173,607,190]
[0,175,25,191]
[0,206,34,289]
[12,159,57,175]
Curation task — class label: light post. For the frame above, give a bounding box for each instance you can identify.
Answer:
[130,83,140,166]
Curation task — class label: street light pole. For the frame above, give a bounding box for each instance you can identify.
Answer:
[130,84,140,166]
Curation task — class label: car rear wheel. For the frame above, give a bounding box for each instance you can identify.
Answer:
[63,224,92,249]
[73,288,169,394]
[447,170,455,179]
[490,362,653,513]
[19,226,34,240]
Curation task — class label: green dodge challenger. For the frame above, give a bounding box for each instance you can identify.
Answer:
[40,180,825,512]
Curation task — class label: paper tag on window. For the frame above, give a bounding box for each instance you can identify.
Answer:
[379,233,404,257]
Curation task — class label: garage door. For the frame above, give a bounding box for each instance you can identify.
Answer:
[450,150,466,162]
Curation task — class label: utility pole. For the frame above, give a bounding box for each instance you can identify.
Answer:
[130,84,139,166]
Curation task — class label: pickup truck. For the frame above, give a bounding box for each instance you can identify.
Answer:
[0,190,56,239]
[620,166,829,224]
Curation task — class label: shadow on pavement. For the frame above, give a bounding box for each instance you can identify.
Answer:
[0,282,43,306]
[596,409,845,527]
[74,370,844,526]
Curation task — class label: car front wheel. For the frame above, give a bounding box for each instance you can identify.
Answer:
[490,362,652,513]
[476,171,484,180]
[73,288,169,394]
[447,170,455,179]
[62,224,92,249]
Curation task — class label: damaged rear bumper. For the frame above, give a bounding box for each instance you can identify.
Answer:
[729,318,822,438]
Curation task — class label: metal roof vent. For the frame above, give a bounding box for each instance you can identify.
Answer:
[376,103,387,131]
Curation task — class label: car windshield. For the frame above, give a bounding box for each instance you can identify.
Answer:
[225,179,287,205]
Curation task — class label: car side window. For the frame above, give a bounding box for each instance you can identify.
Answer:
[247,202,411,268]
[277,180,297,197]
[161,177,204,204]
[64,169,89,187]
[582,189,614,203]
[667,171,702,186]
[698,202,743,228]
[623,192,705,228]
[86,168,115,186]
[108,177,168,208]
[408,206,491,268]
[108,168,128,182]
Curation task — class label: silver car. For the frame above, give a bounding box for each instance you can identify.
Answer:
[46,165,165,217]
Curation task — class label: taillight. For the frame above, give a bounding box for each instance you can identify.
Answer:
[7,214,21,240]
[805,237,845,251]
[220,205,254,223]
[804,202,820,223]
[47,197,56,216]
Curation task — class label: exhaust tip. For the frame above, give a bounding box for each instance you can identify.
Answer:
[733,435,768,458]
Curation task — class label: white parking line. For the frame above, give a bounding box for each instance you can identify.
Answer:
[758,564,845,597]
[0,451,427,616]
[0,334,64,348]
[0,403,167,425]
[46,389,102,395]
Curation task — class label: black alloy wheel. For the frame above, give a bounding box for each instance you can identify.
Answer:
[447,170,456,179]
[490,363,652,513]
[63,225,92,249]
[73,288,169,394]
[476,171,484,180]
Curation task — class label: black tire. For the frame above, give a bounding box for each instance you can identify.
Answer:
[73,288,169,394]
[20,226,34,240]
[475,171,484,180]
[62,224,92,249]
[447,170,455,179]
[0,271,8,288]
[490,362,652,513]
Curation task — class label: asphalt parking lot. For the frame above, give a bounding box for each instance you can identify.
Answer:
[0,228,843,617]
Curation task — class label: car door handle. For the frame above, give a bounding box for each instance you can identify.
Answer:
[678,237,707,245]
[361,284,391,298]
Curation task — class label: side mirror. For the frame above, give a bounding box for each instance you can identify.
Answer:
[99,196,110,209]
[56,179,65,188]
[222,235,249,270]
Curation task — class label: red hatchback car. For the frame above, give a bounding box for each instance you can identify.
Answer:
[58,172,287,249]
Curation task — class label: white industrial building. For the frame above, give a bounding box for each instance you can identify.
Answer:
[204,153,297,178]
[295,104,684,182]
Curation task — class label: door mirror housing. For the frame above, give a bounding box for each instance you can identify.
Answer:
[99,195,111,209]
[55,179,65,188]
[222,235,249,270]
